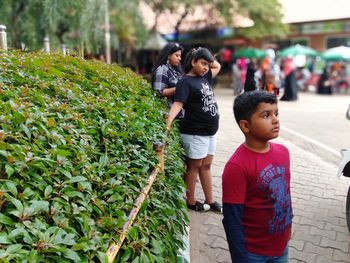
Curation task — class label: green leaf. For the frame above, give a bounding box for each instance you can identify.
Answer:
[44,185,53,197]
[0,213,12,225]
[67,176,87,184]
[55,149,71,157]
[20,124,31,140]
[140,253,150,263]
[27,200,49,215]
[57,168,72,178]
[120,247,132,262]
[62,248,80,262]
[27,249,39,262]
[99,154,108,169]
[6,244,22,254]
[23,187,36,198]
[5,182,17,196]
[9,197,23,212]
[0,233,11,244]
[51,229,75,245]
[97,251,109,263]
[128,227,138,240]
[151,239,164,255]
[5,164,15,177]
[8,228,29,240]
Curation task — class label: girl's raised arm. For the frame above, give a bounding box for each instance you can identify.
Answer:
[211,60,221,78]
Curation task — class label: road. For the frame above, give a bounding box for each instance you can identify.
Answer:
[278,92,350,165]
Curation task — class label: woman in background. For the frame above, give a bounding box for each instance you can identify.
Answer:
[152,43,184,116]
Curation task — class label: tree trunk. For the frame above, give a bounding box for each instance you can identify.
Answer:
[11,1,27,48]
[174,9,189,42]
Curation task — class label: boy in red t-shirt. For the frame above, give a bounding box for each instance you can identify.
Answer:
[222,90,292,263]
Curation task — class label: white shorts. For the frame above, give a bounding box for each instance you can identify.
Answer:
[180,134,216,159]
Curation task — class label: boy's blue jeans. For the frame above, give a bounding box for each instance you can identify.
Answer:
[246,245,288,263]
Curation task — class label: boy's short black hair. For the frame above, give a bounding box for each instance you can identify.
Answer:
[184,47,214,73]
[233,90,277,124]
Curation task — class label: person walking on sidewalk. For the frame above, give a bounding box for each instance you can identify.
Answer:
[166,47,222,212]
[222,90,293,262]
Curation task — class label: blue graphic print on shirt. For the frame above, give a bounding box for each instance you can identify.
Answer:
[258,164,292,234]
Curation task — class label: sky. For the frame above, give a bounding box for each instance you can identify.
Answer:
[280,0,350,23]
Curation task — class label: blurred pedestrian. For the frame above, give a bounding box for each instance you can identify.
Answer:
[317,66,332,95]
[280,57,298,101]
[231,59,243,95]
[244,60,258,92]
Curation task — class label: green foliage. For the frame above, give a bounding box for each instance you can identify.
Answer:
[235,0,288,39]
[145,0,288,40]
[0,51,188,262]
[0,0,147,52]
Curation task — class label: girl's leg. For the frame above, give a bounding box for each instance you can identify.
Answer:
[185,158,203,205]
[198,154,214,204]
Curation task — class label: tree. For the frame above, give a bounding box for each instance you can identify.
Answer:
[0,0,39,49]
[233,0,287,40]
[143,0,287,41]
[0,0,147,55]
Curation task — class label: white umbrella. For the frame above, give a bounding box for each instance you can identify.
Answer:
[322,46,350,61]
[142,32,168,50]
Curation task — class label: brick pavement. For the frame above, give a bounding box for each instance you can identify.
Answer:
[188,87,350,263]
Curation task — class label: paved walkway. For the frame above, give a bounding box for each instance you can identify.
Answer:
[189,87,350,263]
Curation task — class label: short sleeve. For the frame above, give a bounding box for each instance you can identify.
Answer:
[174,78,190,103]
[222,161,247,204]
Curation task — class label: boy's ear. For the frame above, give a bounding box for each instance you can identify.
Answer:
[239,120,250,133]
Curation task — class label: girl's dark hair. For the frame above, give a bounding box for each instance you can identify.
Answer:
[233,90,277,124]
[151,42,184,83]
[154,42,183,68]
[183,47,214,73]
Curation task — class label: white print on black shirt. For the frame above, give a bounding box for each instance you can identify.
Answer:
[201,82,218,116]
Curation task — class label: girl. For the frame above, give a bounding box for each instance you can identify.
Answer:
[152,42,184,116]
[166,47,222,212]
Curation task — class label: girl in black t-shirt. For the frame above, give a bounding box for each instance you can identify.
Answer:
[166,47,222,213]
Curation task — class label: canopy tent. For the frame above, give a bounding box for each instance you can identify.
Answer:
[234,47,266,59]
[142,32,168,51]
[279,44,318,57]
[321,46,350,61]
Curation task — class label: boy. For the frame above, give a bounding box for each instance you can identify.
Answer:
[222,90,292,262]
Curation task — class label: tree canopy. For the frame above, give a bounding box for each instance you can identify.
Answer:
[144,0,288,40]
[0,0,287,53]
[0,0,146,53]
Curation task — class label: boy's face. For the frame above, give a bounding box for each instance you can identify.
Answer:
[245,102,279,141]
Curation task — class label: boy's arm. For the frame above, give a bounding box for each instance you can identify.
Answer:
[222,203,249,263]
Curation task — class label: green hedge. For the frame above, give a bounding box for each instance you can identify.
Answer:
[0,51,188,262]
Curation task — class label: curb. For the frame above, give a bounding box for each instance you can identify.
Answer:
[280,126,341,165]
[178,225,190,263]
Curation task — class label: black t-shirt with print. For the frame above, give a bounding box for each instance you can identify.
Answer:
[174,71,219,136]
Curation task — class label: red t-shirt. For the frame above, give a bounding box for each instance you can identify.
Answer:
[222,142,292,256]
